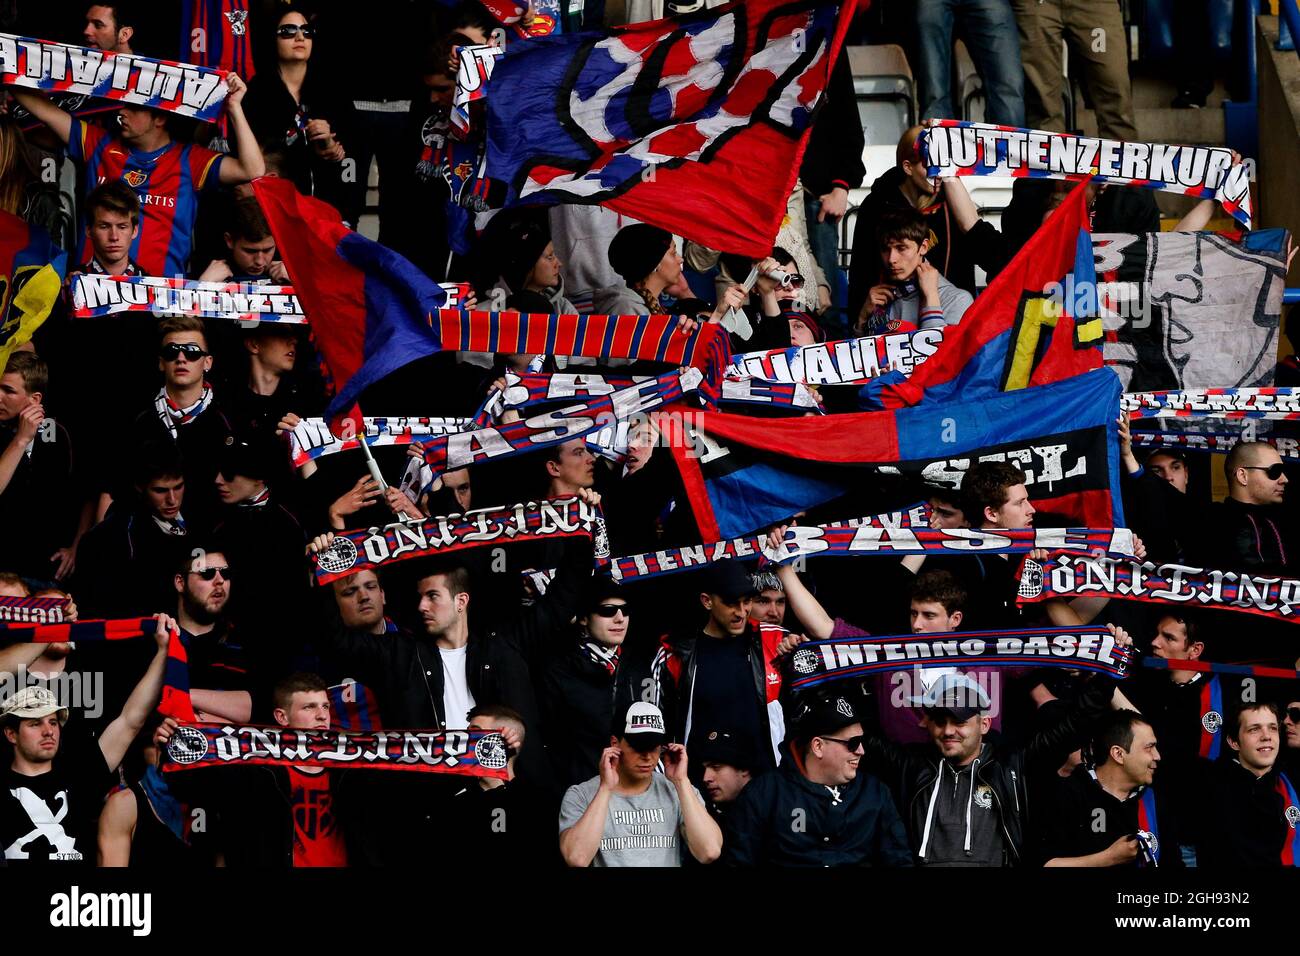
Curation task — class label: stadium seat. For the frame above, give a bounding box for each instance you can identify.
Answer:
[847,44,916,149]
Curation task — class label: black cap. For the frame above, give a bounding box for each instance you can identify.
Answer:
[582,575,627,613]
[699,560,758,603]
[607,223,674,284]
[217,433,278,482]
[790,694,859,740]
[695,729,756,770]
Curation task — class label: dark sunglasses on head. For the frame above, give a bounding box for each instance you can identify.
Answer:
[592,603,629,619]
[821,734,865,751]
[277,23,315,39]
[1243,462,1286,481]
[160,343,209,362]
[189,566,232,581]
[1287,706,1300,723]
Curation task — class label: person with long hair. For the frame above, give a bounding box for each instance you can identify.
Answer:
[242,5,357,221]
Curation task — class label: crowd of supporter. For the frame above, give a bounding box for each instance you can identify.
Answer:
[0,0,1297,870]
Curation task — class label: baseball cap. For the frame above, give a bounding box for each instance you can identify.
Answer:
[621,701,667,751]
[699,560,759,603]
[695,729,756,770]
[0,685,69,725]
[909,672,991,723]
[790,694,859,740]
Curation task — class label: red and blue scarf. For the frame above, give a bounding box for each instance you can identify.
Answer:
[1277,773,1300,867]
[1136,786,1161,866]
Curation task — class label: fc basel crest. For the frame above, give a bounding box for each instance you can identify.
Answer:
[123,170,148,189]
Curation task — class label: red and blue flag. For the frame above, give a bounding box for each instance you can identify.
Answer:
[252,177,447,420]
[486,0,859,256]
[669,366,1125,539]
[861,178,1102,409]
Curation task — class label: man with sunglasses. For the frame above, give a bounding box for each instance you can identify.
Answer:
[536,579,642,789]
[1204,441,1294,575]
[559,701,721,867]
[121,316,233,534]
[724,694,910,866]
[170,546,252,726]
[1283,698,1300,781]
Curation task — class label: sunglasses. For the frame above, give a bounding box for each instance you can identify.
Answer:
[782,273,806,290]
[592,603,629,619]
[188,566,232,581]
[277,24,316,39]
[821,734,865,752]
[1243,463,1286,481]
[1287,706,1300,723]
[160,343,209,362]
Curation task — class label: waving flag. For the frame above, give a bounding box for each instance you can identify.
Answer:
[486,0,859,256]
[861,178,1102,409]
[252,177,446,420]
[670,367,1125,539]
[0,211,66,376]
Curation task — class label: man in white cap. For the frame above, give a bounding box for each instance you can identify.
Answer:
[558,701,722,867]
[0,612,176,865]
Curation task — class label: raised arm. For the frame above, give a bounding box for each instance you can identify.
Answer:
[6,88,73,144]
[664,743,723,864]
[216,74,266,184]
[768,527,834,640]
[941,177,980,233]
[98,614,177,771]
[559,749,619,867]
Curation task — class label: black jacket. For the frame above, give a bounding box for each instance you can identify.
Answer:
[1200,497,1295,575]
[243,66,358,214]
[651,622,784,774]
[847,166,977,324]
[1192,759,1297,867]
[0,420,77,581]
[125,402,233,536]
[724,743,911,866]
[1037,765,1184,868]
[799,51,865,198]
[537,636,644,790]
[864,676,1119,865]
[74,506,190,619]
[315,540,593,792]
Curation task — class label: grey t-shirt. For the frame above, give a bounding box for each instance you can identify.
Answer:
[883,275,973,330]
[559,773,705,867]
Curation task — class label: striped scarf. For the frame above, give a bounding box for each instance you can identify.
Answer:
[152,514,187,536]
[1136,786,1161,866]
[237,486,270,508]
[1017,551,1300,623]
[788,626,1132,690]
[0,617,195,721]
[436,310,730,373]
[155,386,213,441]
[582,639,621,676]
[161,724,509,778]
